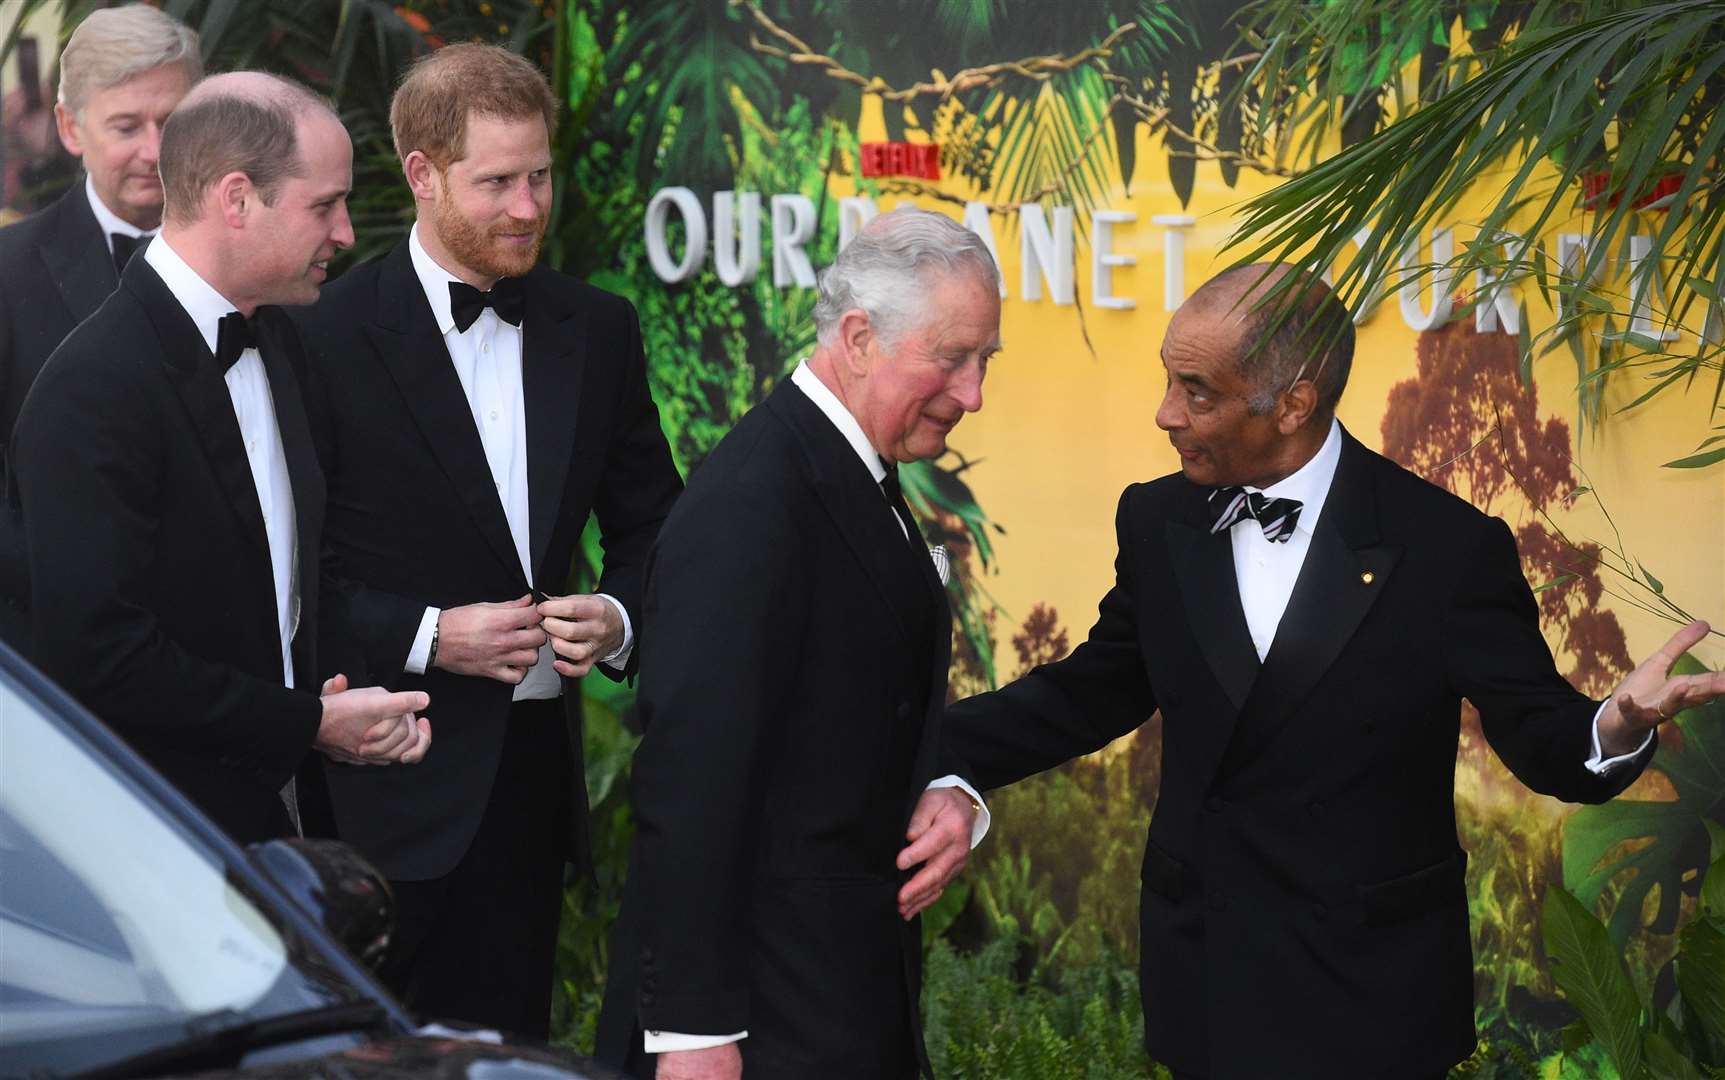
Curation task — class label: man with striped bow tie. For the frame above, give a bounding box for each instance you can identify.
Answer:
[944,264,1724,1080]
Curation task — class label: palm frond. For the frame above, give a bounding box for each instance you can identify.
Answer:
[1223,0,1725,444]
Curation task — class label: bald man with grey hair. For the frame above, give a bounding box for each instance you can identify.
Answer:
[598,207,1001,1080]
[13,71,433,845]
[941,262,1719,1079]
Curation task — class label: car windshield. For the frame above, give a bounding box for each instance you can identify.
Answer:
[0,671,365,1075]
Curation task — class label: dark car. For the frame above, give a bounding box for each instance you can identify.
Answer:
[0,643,623,1080]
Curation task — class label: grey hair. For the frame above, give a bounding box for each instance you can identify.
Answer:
[57,3,201,118]
[813,207,1001,347]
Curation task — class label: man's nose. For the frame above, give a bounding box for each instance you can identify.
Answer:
[331,204,356,249]
[951,362,984,414]
[509,180,541,220]
[139,123,162,165]
[1154,389,1183,432]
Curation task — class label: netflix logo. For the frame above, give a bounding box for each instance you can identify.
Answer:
[859,142,941,180]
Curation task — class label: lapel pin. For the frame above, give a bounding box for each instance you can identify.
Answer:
[1360,571,1376,585]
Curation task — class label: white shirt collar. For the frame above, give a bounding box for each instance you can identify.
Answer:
[408,221,469,337]
[141,233,241,355]
[1249,417,1343,537]
[790,360,888,485]
[85,174,151,245]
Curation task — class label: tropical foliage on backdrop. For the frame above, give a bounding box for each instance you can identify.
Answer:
[4,1,1721,1076]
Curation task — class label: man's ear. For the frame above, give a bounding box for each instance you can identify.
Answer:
[837,308,875,377]
[1276,379,1320,436]
[53,103,84,158]
[212,171,255,230]
[403,150,441,204]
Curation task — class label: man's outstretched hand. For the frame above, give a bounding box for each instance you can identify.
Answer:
[1596,619,1725,757]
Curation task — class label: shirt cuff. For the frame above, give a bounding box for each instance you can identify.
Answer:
[1585,700,1654,775]
[404,607,441,675]
[643,1030,747,1053]
[925,775,991,848]
[596,592,633,670]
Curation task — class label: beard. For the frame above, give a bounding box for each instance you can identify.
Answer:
[432,193,546,281]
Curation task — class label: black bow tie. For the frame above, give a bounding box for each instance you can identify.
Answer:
[215,312,257,372]
[110,232,148,275]
[1209,486,1304,543]
[449,278,526,333]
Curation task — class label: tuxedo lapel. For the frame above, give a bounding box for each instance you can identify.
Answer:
[255,308,324,670]
[1166,487,1260,712]
[899,473,952,689]
[520,269,587,583]
[366,244,526,587]
[901,485,953,823]
[1223,435,1402,769]
[40,186,119,325]
[126,259,270,562]
[768,382,931,653]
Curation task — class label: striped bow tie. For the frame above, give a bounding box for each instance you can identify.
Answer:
[1208,486,1303,543]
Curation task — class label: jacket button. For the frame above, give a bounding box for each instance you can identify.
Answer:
[1208,893,1228,912]
[1205,796,1224,813]
[642,948,655,963]
[1308,800,1325,817]
[640,992,656,1007]
[895,702,911,720]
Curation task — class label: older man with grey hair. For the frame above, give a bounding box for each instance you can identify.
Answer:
[0,2,201,649]
[597,207,1001,1080]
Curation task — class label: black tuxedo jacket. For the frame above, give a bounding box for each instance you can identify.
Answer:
[944,430,1655,1079]
[596,379,956,1080]
[11,256,326,843]
[293,240,683,882]
[0,184,121,644]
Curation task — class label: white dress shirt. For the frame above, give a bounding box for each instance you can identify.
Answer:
[85,174,152,258]
[1223,418,1647,773]
[399,225,633,699]
[141,236,298,688]
[642,362,993,1056]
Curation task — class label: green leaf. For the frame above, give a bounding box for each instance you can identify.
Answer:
[1665,447,1725,470]
[1517,301,1534,386]
[1639,561,1666,595]
[1562,1018,1595,1054]
[1707,822,1725,868]
[1704,855,1725,924]
[1687,277,1721,304]
[1543,886,1645,1079]
[1532,573,1578,593]
[1645,1030,1708,1080]
[1677,917,1725,1046]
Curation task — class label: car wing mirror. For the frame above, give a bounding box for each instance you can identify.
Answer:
[249,837,394,970]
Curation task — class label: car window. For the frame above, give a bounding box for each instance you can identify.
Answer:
[0,674,359,1072]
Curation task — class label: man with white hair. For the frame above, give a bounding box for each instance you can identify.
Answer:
[596,207,998,1080]
[13,72,431,845]
[0,3,200,649]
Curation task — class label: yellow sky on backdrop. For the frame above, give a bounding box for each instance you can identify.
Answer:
[844,98,1724,676]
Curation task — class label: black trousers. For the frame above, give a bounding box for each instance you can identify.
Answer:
[379,697,572,1040]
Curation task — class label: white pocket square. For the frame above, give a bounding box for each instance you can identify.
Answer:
[929,545,950,586]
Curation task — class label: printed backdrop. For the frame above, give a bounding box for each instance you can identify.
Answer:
[3,2,1720,1074]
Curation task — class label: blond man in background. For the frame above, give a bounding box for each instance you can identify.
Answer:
[0,3,200,651]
